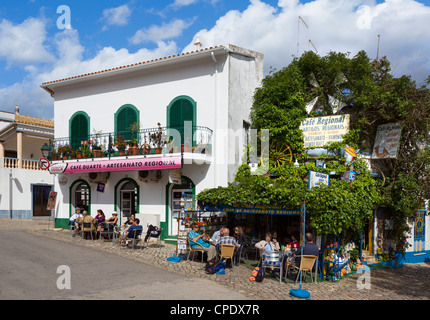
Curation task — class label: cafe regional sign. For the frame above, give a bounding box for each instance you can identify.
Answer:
[300,114,350,148]
[48,156,182,174]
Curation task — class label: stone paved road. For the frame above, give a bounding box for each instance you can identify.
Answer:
[1,219,430,300]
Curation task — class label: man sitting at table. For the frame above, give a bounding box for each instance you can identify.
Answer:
[292,232,320,267]
[120,218,143,245]
[188,223,217,261]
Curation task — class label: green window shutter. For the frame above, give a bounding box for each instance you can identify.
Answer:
[116,105,139,141]
[167,97,196,146]
[70,113,89,149]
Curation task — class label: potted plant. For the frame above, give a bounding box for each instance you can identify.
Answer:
[140,136,150,155]
[150,122,167,154]
[81,140,90,158]
[115,134,127,156]
[127,122,140,155]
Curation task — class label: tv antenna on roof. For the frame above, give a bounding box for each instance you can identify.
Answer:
[297,16,308,57]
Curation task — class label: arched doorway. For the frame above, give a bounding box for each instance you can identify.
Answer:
[115,178,139,225]
[70,179,91,215]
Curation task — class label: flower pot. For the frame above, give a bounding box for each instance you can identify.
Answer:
[119,150,125,156]
[93,150,103,158]
[129,146,139,155]
[155,147,162,154]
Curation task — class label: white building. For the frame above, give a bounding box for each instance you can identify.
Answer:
[40,44,264,239]
[0,107,55,220]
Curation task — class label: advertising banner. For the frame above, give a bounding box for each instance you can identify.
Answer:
[48,156,182,174]
[300,114,350,148]
[371,123,402,159]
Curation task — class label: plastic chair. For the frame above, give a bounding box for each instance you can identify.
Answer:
[219,244,236,269]
[187,238,206,263]
[285,255,317,284]
[261,251,283,283]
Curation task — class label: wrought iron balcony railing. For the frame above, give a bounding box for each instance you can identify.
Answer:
[48,125,213,161]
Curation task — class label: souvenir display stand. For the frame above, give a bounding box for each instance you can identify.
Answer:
[321,234,352,281]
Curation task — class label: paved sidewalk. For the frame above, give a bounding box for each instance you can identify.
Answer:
[1,219,430,300]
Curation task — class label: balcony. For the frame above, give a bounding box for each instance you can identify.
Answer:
[1,157,44,171]
[48,125,213,162]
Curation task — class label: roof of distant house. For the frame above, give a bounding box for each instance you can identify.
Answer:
[15,114,54,129]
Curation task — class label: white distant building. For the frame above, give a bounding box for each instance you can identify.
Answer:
[0,107,54,220]
[40,44,264,239]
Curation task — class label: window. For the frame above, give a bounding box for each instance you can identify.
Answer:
[75,182,90,211]
[167,96,196,146]
[69,112,90,149]
[115,104,139,141]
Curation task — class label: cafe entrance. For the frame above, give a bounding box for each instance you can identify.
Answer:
[120,181,138,220]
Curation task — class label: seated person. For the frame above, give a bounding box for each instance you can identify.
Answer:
[120,218,143,245]
[255,232,280,253]
[292,232,320,267]
[233,226,251,265]
[210,225,226,244]
[289,234,300,250]
[69,207,83,234]
[188,223,217,261]
[100,212,118,239]
[75,210,95,238]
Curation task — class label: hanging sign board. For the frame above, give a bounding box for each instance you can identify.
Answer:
[300,114,350,148]
[169,169,182,184]
[308,170,329,189]
[371,123,402,159]
[46,191,57,210]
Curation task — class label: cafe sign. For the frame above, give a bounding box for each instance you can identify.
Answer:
[205,204,300,216]
[300,114,350,148]
[49,156,182,174]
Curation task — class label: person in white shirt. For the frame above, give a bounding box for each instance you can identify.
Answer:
[69,208,83,235]
[210,226,226,244]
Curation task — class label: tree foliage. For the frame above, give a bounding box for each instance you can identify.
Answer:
[197,50,430,251]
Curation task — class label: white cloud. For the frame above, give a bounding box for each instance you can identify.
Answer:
[0,28,179,118]
[130,18,194,44]
[183,0,430,84]
[0,17,54,65]
[101,4,132,30]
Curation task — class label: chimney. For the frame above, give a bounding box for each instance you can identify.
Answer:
[15,104,19,115]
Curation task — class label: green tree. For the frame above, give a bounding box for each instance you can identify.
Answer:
[198,50,430,251]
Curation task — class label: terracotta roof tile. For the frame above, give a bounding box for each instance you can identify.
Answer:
[16,114,54,129]
[42,46,221,86]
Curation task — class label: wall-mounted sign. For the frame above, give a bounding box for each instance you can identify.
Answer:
[371,123,402,159]
[97,183,105,193]
[49,156,182,174]
[308,170,329,189]
[300,114,350,148]
[169,169,182,184]
[39,158,50,170]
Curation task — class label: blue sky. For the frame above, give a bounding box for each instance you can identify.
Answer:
[1,0,429,119]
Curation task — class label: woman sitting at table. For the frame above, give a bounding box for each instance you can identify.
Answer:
[188,223,217,261]
[255,232,280,253]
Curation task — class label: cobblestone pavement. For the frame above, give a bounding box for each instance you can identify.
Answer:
[2,219,430,300]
